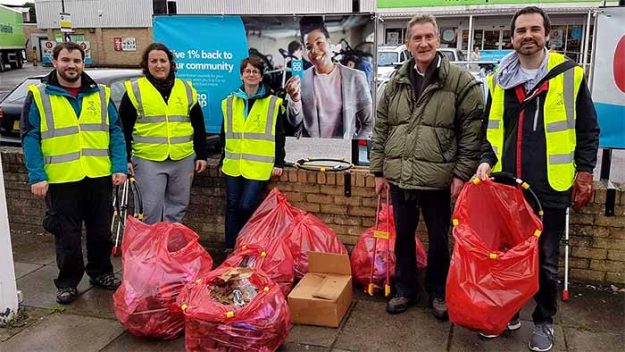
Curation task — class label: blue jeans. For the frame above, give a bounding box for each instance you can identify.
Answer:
[224,175,267,248]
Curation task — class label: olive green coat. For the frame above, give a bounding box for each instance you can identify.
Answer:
[370,56,484,190]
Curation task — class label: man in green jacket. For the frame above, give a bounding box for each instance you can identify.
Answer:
[370,14,484,319]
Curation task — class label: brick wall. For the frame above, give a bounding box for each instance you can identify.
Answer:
[2,149,624,285]
[46,28,152,67]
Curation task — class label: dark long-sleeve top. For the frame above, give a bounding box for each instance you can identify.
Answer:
[219,84,286,168]
[480,76,600,208]
[118,85,208,162]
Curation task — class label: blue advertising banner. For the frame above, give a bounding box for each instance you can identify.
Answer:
[592,7,625,149]
[153,16,248,133]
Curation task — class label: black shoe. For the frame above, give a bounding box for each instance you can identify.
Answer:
[386,294,419,314]
[89,273,121,290]
[431,298,449,321]
[56,287,79,304]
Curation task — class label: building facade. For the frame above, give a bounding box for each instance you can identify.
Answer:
[32,0,615,67]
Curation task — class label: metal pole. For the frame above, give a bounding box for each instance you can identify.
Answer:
[582,10,592,72]
[467,15,474,70]
[61,0,65,12]
[0,159,19,326]
[600,149,612,181]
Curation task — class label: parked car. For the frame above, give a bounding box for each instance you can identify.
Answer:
[0,69,142,142]
[376,44,412,83]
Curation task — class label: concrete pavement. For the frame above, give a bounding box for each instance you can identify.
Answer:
[1,228,624,351]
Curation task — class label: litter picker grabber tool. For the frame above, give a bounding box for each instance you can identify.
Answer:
[111,179,129,256]
[111,175,144,256]
[562,207,570,301]
[368,188,392,297]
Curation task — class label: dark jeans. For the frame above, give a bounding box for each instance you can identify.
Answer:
[224,175,267,248]
[390,185,451,300]
[531,207,566,324]
[45,176,114,289]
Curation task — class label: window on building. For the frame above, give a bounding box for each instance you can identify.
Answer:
[440,28,457,49]
[153,0,167,15]
[483,30,500,50]
[167,1,177,15]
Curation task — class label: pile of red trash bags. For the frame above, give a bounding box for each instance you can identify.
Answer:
[177,267,290,352]
[351,203,427,295]
[218,242,295,297]
[113,217,214,339]
[446,178,543,335]
[235,188,347,279]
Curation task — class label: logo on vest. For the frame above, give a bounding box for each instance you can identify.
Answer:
[555,92,564,106]
[175,96,185,109]
[85,101,98,115]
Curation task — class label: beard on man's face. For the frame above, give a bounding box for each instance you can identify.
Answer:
[58,69,81,83]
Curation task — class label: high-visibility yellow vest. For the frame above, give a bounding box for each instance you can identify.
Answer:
[221,94,281,181]
[486,52,584,191]
[124,77,197,161]
[28,83,112,184]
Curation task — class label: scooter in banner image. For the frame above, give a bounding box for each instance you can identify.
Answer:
[333,39,374,87]
[248,48,287,98]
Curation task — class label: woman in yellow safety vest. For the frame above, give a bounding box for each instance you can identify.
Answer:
[220,56,286,251]
[119,43,208,224]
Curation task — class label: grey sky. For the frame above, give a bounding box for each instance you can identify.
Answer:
[0,0,30,6]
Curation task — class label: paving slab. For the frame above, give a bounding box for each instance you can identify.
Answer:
[16,265,93,309]
[279,343,331,351]
[61,285,117,320]
[11,232,56,265]
[563,327,625,352]
[100,331,186,352]
[333,300,451,352]
[13,262,44,280]
[558,287,624,333]
[0,307,51,343]
[285,324,342,348]
[0,313,124,352]
[449,322,566,352]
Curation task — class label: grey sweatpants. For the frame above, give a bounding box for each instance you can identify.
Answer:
[132,154,195,224]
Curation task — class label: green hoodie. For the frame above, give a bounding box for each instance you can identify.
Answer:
[370,55,484,190]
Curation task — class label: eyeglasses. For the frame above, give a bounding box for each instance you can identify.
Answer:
[243,69,261,75]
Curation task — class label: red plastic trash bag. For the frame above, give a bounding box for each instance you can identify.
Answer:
[446,177,543,335]
[219,242,295,297]
[113,217,214,339]
[235,188,305,250]
[350,198,427,296]
[177,267,291,352]
[288,213,348,278]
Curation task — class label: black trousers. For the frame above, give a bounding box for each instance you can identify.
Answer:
[390,185,451,300]
[531,207,566,324]
[45,176,114,289]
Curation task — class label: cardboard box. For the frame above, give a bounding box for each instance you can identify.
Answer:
[287,251,352,327]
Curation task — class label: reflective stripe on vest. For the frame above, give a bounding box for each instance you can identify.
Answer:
[125,78,196,161]
[29,83,112,184]
[221,94,280,181]
[485,53,583,191]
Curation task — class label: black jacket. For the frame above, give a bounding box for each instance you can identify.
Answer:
[481,75,600,209]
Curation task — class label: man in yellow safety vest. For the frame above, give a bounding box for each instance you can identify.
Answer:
[21,42,127,305]
[476,7,600,352]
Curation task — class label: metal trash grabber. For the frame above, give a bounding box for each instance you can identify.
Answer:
[368,187,392,297]
[111,175,144,256]
[562,207,570,301]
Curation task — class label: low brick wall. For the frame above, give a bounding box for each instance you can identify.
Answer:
[2,149,625,285]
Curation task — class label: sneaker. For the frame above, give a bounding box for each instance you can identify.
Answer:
[479,318,522,339]
[528,323,554,352]
[56,287,78,304]
[89,273,121,290]
[508,317,522,331]
[386,294,419,314]
[431,298,449,321]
